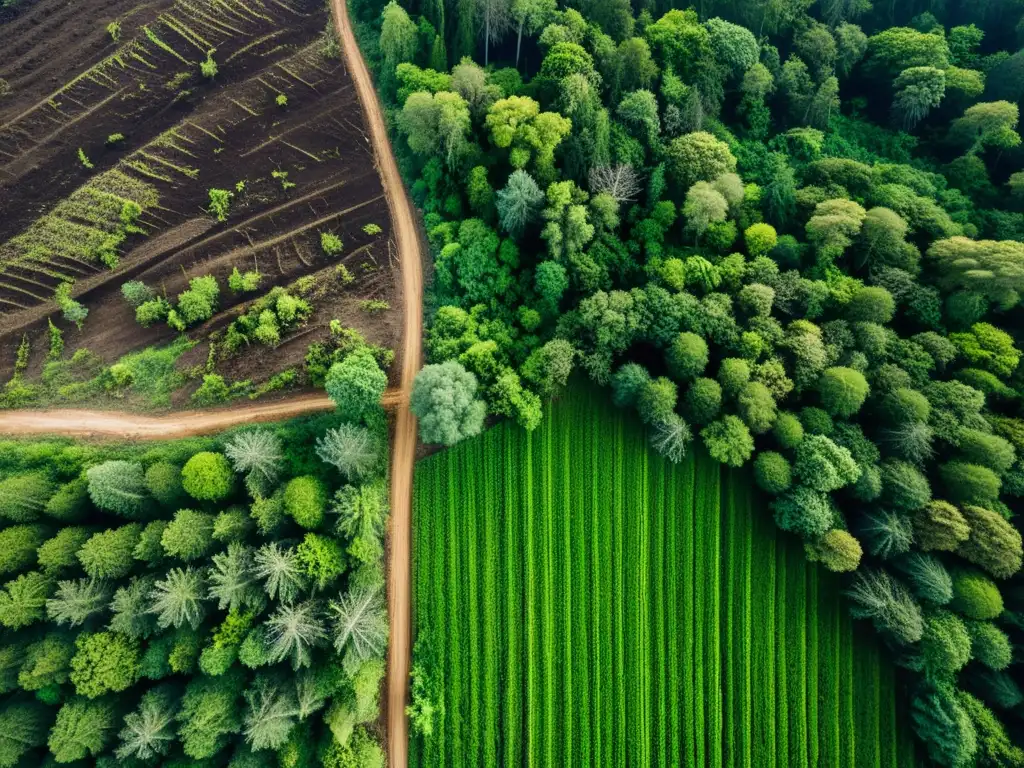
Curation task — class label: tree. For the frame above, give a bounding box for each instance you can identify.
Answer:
[48,697,117,763]
[78,524,142,579]
[636,376,677,425]
[649,413,691,464]
[116,686,177,760]
[145,462,184,507]
[912,684,976,768]
[254,543,306,604]
[959,691,1024,767]
[683,378,722,425]
[957,505,1023,580]
[865,27,949,77]
[891,66,945,130]
[295,533,345,592]
[682,181,728,242]
[181,452,234,502]
[881,460,931,511]
[410,362,487,446]
[314,424,381,482]
[0,473,54,522]
[379,2,418,95]
[665,132,736,189]
[174,275,220,328]
[772,485,832,537]
[511,0,556,67]
[912,500,969,552]
[753,451,792,494]
[805,529,862,572]
[329,586,388,674]
[939,461,1000,506]
[737,381,777,434]
[0,702,49,767]
[846,568,924,645]
[950,323,1020,378]
[208,543,262,612]
[805,198,866,269]
[949,101,1020,154]
[701,415,754,468]
[110,576,158,639]
[161,509,215,562]
[284,477,327,530]
[0,571,50,629]
[397,90,472,169]
[485,96,571,180]
[0,524,47,576]
[705,17,758,77]
[69,630,140,698]
[589,164,642,203]
[47,578,110,627]
[862,510,913,559]
[225,431,283,497]
[243,678,298,751]
[816,366,869,418]
[325,349,388,425]
[521,339,575,398]
[927,237,1024,309]
[149,567,206,630]
[967,622,1011,671]
[266,600,326,671]
[86,460,148,517]
[951,569,1002,620]
[744,223,777,258]
[177,669,244,759]
[541,181,594,260]
[19,633,74,691]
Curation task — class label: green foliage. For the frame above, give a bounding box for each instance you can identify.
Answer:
[77,524,141,579]
[701,415,754,467]
[48,696,117,762]
[182,452,234,501]
[161,509,215,562]
[753,451,791,494]
[86,461,148,518]
[295,533,345,592]
[283,476,327,529]
[325,349,388,425]
[951,569,1003,620]
[69,630,140,698]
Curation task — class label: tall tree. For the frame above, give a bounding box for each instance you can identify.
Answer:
[511,0,555,68]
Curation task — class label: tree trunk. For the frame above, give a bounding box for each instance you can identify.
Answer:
[516,20,523,68]
[485,12,490,66]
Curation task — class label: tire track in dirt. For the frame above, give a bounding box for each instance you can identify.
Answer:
[329,1,422,766]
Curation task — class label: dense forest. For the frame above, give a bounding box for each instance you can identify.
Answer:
[345,0,1024,763]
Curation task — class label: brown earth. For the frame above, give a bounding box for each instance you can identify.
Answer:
[0,0,402,399]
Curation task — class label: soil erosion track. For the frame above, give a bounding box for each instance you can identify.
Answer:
[0,0,424,762]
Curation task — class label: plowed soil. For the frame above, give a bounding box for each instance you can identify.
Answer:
[0,0,400,400]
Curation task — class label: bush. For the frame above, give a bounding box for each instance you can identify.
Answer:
[667,332,709,380]
[701,415,754,467]
[284,477,328,529]
[182,452,234,501]
[320,232,343,255]
[753,451,791,494]
[805,529,863,572]
[951,570,1003,620]
[161,510,215,562]
[121,281,154,307]
[772,485,833,537]
[816,366,870,417]
[957,504,1023,579]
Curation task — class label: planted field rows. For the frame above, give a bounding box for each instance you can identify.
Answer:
[411,385,918,768]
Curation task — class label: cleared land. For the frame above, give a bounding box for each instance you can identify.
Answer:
[0,0,399,402]
[411,385,919,768]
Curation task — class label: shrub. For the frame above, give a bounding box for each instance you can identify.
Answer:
[320,232,343,255]
[817,366,870,417]
[121,281,154,307]
[182,452,234,501]
[805,529,863,572]
[951,570,1003,620]
[667,332,709,380]
[161,510,215,562]
[957,504,1023,579]
[136,298,171,327]
[284,477,328,529]
[77,524,142,579]
[753,451,792,494]
[772,485,833,537]
[228,267,262,293]
[683,378,722,425]
[701,415,754,467]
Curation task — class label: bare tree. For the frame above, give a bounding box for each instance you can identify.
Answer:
[588,164,642,203]
[480,0,511,66]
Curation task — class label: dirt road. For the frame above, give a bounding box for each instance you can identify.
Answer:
[330,2,422,767]
[0,389,403,439]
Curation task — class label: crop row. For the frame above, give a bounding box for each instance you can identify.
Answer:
[410,385,919,767]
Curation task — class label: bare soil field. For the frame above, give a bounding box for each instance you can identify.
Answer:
[0,0,399,405]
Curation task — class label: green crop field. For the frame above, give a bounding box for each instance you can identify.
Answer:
[410,385,918,768]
